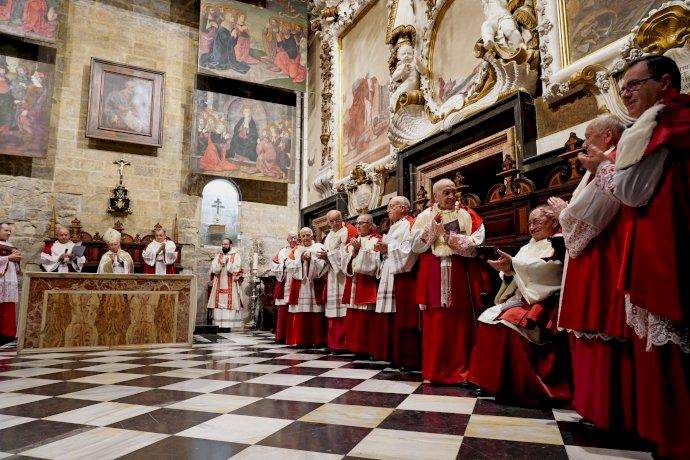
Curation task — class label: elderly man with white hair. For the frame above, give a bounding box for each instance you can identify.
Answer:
[142,227,177,275]
[0,222,21,344]
[548,114,631,431]
[469,205,570,404]
[342,213,384,358]
[375,196,420,369]
[406,178,491,384]
[271,231,299,344]
[41,225,85,273]
[285,227,328,346]
[317,210,357,352]
[97,228,134,274]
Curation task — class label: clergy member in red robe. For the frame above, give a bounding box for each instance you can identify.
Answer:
[286,227,327,346]
[342,214,383,358]
[142,227,177,275]
[271,232,298,344]
[0,222,21,345]
[406,178,491,384]
[317,210,357,352]
[549,115,631,431]
[40,225,86,273]
[469,206,570,405]
[375,196,419,369]
[611,55,690,459]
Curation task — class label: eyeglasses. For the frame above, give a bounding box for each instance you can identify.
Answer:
[355,221,372,226]
[618,77,654,96]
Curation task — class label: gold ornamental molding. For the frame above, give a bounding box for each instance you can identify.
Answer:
[633,4,690,55]
[568,64,608,89]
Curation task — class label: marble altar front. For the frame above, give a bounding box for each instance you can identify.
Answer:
[17,273,196,353]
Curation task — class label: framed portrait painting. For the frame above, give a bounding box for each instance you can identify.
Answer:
[86,59,165,147]
[0,53,54,157]
[191,89,296,183]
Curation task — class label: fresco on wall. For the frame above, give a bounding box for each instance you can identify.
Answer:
[0,53,53,157]
[0,0,59,43]
[339,0,390,179]
[191,90,296,183]
[198,0,307,92]
[564,0,663,64]
[432,0,484,104]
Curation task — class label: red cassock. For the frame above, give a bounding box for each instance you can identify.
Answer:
[391,269,421,369]
[0,302,15,338]
[560,191,635,431]
[286,276,326,347]
[143,264,176,275]
[617,91,690,459]
[342,272,383,357]
[273,280,288,344]
[469,298,572,406]
[327,222,358,352]
[416,209,491,384]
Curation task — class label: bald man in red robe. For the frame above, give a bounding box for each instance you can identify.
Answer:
[549,115,631,430]
[342,214,383,358]
[406,179,491,384]
[611,55,690,459]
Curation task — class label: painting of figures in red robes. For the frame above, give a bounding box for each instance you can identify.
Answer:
[191,90,296,183]
[339,0,390,179]
[198,0,307,92]
[0,53,53,157]
[0,0,59,44]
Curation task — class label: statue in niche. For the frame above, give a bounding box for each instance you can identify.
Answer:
[476,0,539,67]
[389,38,427,111]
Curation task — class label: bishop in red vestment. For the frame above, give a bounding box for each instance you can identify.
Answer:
[611,56,690,459]
[469,206,571,405]
[0,222,21,344]
[286,227,327,347]
[407,179,491,384]
[375,196,420,369]
[342,214,384,358]
[271,232,298,344]
[549,115,633,430]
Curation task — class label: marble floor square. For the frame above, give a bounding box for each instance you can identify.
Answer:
[0,331,660,459]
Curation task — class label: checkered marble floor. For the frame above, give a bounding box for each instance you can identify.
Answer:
[0,331,656,459]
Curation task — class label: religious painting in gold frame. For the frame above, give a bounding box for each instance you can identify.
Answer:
[337,0,391,180]
[428,0,486,107]
[558,0,665,66]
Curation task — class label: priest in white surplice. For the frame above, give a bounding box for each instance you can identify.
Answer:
[0,222,21,343]
[271,231,298,344]
[142,228,178,275]
[468,206,571,405]
[207,238,243,328]
[317,210,357,352]
[41,226,85,273]
[97,228,134,274]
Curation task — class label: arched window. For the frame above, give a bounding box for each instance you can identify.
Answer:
[200,179,240,246]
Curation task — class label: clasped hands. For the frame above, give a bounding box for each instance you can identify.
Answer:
[8,249,22,262]
[428,213,464,252]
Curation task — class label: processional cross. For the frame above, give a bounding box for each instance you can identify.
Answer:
[211,198,225,223]
[113,159,131,186]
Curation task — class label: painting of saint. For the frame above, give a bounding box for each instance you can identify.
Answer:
[0,0,59,43]
[100,73,153,135]
[339,0,390,178]
[564,0,664,64]
[0,53,53,158]
[431,0,484,105]
[191,90,296,183]
[198,0,307,92]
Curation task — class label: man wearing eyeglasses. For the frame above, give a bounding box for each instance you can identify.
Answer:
[612,55,689,459]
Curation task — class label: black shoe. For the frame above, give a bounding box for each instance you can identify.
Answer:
[458,381,477,389]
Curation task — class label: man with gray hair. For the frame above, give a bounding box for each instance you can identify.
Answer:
[317,210,357,352]
[548,114,629,431]
[406,178,490,384]
[342,213,384,358]
[41,225,86,273]
[271,231,299,344]
[375,196,420,369]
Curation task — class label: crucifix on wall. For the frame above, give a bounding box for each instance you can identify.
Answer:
[211,198,225,224]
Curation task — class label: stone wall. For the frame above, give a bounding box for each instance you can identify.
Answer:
[0,0,301,325]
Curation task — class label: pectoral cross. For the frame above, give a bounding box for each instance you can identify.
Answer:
[211,198,224,223]
[113,159,131,186]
